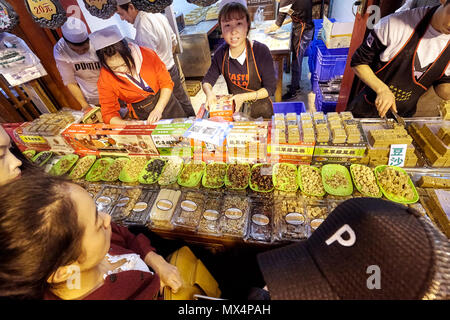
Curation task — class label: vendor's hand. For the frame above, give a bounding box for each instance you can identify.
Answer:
[375,87,397,117]
[231,94,246,113]
[147,106,164,124]
[265,24,280,34]
[205,94,218,111]
[157,261,182,294]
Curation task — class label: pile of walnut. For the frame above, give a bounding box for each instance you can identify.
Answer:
[300,166,325,195]
[377,167,414,200]
[351,165,380,197]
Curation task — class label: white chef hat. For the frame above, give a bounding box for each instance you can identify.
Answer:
[116,0,131,5]
[89,25,124,51]
[219,0,247,11]
[61,17,88,44]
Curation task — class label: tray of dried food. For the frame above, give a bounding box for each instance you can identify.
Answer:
[149,188,182,230]
[225,163,250,190]
[274,195,309,241]
[109,187,142,222]
[158,157,184,186]
[249,163,274,193]
[172,191,206,231]
[306,200,329,233]
[177,161,206,188]
[374,165,419,204]
[350,164,382,198]
[22,149,36,160]
[297,165,326,197]
[95,185,123,214]
[101,157,129,182]
[321,164,353,196]
[138,158,167,184]
[32,151,53,167]
[49,154,79,176]
[197,192,223,236]
[218,194,250,238]
[123,189,158,227]
[85,157,114,182]
[69,155,96,180]
[247,197,274,243]
[119,156,148,183]
[272,163,298,192]
[202,162,227,188]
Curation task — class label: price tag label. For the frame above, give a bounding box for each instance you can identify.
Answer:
[388,144,407,167]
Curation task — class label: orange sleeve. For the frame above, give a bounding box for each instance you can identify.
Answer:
[140,47,174,91]
[98,70,121,124]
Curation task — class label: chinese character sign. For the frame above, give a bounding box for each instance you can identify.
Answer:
[388,144,407,167]
[83,0,117,19]
[24,0,67,29]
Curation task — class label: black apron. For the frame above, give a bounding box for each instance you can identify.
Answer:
[119,73,186,120]
[222,39,273,119]
[348,5,450,118]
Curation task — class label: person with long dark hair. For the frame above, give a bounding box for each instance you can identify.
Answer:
[89,25,187,124]
[0,172,182,299]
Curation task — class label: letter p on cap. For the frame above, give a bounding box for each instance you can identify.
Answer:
[325,224,356,247]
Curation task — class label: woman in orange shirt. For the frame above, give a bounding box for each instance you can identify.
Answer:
[89,25,186,124]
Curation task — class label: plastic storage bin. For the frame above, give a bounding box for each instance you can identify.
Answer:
[315,87,337,113]
[273,101,306,114]
[315,40,349,81]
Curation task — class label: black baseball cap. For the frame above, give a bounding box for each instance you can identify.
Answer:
[257,197,450,300]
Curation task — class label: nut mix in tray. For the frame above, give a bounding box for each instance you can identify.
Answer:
[70,156,96,179]
[140,158,167,184]
[102,158,129,182]
[325,171,350,189]
[250,164,274,192]
[121,156,148,182]
[274,196,308,240]
[203,162,227,188]
[178,162,205,186]
[377,167,415,200]
[299,166,325,196]
[226,163,250,189]
[173,192,206,229]
[219,195,250,237]
[197,195,223,235]
[350,164,380,197]
[248,197,273,242]
[109,188,142,221]
[273,163,298,192]
[158,157,183,185]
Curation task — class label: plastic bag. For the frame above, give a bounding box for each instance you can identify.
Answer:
[0,32,40,73]
[254,6,264,27]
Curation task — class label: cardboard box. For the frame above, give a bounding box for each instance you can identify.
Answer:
[151,123,193,157]
[323,16,354,49]
[208,95,234,122]
[61,123,158,156]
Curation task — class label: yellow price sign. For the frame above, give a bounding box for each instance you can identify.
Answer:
[85,0,107,10]
[26,0,57,21]
[20,135,47,144]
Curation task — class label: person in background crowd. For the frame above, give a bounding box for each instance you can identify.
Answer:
[265,0,314,100]
[90,25,186,124]
[116,0,196,117]
[255,197,450,300]
[202,1,276,119]
[0,126,22,186]
[53,17,101,110]
[396,0,442,12]
[348,0,450,118]
[0,172,182,299]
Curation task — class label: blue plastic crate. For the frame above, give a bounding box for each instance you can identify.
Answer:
[315,88,337,113]
[273,101,306,114]
[315,41,349,81]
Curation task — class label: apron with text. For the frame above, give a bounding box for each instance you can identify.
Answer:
[222,39,274,119]
[348,5,450,118]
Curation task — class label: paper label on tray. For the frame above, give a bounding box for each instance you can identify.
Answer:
[181,200,197,212]
[311,218,324,230]
[434,189,450,220]
[96,196,111,205]
[133,202,148,212]
[203,210,220,221]
[157,199,173,211]
[116,197,130,207]
[252,214,270,226]
[388,144,407,167]
[285,212,305,225]
[225,208,243,219]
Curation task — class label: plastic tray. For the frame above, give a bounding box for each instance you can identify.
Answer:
[272,163,298,192]
[374,165,419,204]
[249,163,274,193]
[22,149,36,160]
[123,189,157,227]
[85,157,114,182]
[69,155,96,180]
[297,165,326,197]
[139,158,167,184]
[202,162,227,189]
[158,157,184,186]
[177,161,206,188]
[101,157,129,182]
[119,156,148,183]
[49,154,79,176]
[172,191,206,230]
[225,163,250,190]
[321,164,353,196]
[32,151,53,167]
[349,164,382,198]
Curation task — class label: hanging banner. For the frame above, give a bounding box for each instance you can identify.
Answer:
[0,0,19,32]
[186,0,219,7]
[131,0,173,14]
[83,0,117,19]
[24,0,67,29]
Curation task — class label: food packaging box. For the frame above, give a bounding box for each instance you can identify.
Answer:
[246,197,274,243]
[123,189,158,227]
[109,187,143,222]
[305,200,329,234]
[219,194,250,238]
[149,189,182,230]
[150,123,193,157]
[94,185,124,215]
[61,123,158,156]
[323,16,354,49]
[197,192,224,236]
[273,195,309,241]
[172,191,206,231]
[208,95,234,122]
[82,106,103,124]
